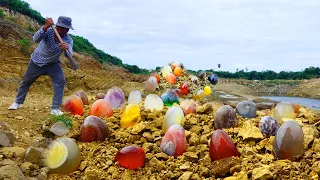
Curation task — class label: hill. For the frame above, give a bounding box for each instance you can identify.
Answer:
[0,7,148,98]
[0,0,149,74]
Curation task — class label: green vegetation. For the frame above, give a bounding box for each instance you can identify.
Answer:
[7,16,17,22]
[0,9,4,18]
[49,114,73,129]
[0,0,45,24]
[16,37,30,54]
[188,66,320,80]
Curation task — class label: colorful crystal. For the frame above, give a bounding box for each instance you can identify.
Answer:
[161,89,180,106]
[160,124,186,157]
[208,74,219,85]
[144,94,164,111]
[89,99,113,118]
[115,145,145,170]
[235,100,257,118]
[163,106,185,132]
[166,73,177,84]
[174,67,182,76]
[62,95,84,115]
[292,103,300,113]
[190,76,198,84]
[121,104,141,128]
[171,61,182,70]
[204,86,212,96]
[179,82,188,95]
[128,90,142,105]
[74,90,89,105]
[273,120,304,160]
[173,89,183,97]
[214,105,238,129]
[104,87,125,109]
[80,115,109,142]
[193,90,204,101]
[273,101,295,123]
[209,129,240,161]
[95,93,105,100]
[45,137,81,174]
[180,99,197,115]
[197,71,206,80]
[161,66,173,78]
[151,73,161,83]
[259,116,278,137]
[145,76,158,92]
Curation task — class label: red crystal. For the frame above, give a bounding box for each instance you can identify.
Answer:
[62,95,84,115]
[89,99,113,118]
[209,129,240,161]
[80,115,109,142]
[173,89,183,97]
[74,90,89,105]
[160,124,186,157]
[115,145,145,170]
[179,82,188,95]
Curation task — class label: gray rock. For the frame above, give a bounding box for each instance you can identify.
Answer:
[236,100,257,118]
[0,130,16,147]
[0,159,16,166]
[49,121,69,136]
[0,147,26,158]
[25,147,43,165]
[0,165,26,180]
[33,137,52,148]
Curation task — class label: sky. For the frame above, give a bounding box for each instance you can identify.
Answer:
[24,0,320,72]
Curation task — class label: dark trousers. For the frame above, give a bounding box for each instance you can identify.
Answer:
[15,60,66,109]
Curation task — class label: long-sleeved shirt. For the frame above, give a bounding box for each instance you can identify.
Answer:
[31,26,73,67]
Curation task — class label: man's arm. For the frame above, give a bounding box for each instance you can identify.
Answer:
[62,36,73,57]
[33,18,54,43]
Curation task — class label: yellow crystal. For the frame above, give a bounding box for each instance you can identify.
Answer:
[121,104,141,128]
[45,141,68,169]
[204,86,212,96]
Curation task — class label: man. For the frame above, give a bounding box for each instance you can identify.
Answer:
[8,16,74,116]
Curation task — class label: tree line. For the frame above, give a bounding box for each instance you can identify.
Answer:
[187,66,320,80]
[0,0,45,24]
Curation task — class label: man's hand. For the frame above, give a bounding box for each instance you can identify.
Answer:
[60,42,69,50]
[43,18,54,32]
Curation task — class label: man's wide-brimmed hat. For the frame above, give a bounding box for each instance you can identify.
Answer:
[56,16,74,30]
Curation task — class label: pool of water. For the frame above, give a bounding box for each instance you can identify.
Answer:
[260,96,320,111]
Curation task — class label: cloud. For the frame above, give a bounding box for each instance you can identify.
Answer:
[25,0,320,72]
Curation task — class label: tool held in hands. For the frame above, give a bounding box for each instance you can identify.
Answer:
[51,25,79,70]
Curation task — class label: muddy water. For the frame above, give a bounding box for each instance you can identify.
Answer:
[261,96,320,111]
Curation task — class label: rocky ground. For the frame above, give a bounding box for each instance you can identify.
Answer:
[0,69,320,180]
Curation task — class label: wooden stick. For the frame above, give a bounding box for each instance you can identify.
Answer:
[51,25,78,70]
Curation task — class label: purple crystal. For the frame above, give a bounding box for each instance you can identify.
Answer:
[259,116,278,137]
[104,87,125,109]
